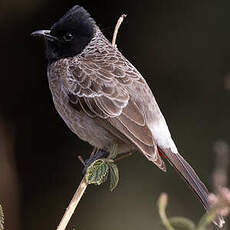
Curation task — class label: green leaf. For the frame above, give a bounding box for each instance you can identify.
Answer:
[109,163,119,191]
[108,144,118,160]
[0,205,4,230]
[197,208,218,230]
[86,159,109,185]
[158,193,175,230]
[169,217,195,230]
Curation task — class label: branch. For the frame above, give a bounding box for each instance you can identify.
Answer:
[112,14,127,47]
[56,177,88,230]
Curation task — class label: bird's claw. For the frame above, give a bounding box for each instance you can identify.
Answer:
[83,149,109,174]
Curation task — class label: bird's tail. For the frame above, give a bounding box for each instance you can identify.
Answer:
[160,147,225,228]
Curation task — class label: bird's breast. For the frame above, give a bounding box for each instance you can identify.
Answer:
[46,60,119,149]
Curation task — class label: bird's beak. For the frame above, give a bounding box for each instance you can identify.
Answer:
[31,30,58,42]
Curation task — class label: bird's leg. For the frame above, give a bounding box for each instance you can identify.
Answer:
[82,149,109,174]
[113,152,133,163]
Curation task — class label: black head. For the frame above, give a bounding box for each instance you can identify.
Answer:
[31,5,96,63]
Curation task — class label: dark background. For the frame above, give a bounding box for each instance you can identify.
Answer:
[1,0,230,229]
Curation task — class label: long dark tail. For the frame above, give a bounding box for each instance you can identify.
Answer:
[160,148,225,228]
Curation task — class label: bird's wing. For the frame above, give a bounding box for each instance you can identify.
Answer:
[64,54,166,171]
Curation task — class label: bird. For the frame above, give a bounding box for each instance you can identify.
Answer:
[31,5,224,228]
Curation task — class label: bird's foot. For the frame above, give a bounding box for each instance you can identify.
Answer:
[82,149,109,174]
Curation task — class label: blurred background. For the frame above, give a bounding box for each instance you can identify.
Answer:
[1,0,230,229]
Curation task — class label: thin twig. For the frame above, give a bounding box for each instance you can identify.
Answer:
[112,14,127,47]
[56,177,88,230]
[56,147,96,230]
[78,155,86,166]
[78,147,97,166]
[56,14,127,230]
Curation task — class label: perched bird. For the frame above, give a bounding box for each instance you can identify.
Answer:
[31,5,224,227]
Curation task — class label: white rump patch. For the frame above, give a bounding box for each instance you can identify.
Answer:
[149,117,178,154]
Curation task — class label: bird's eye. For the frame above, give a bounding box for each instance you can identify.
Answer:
[63,32,73,42]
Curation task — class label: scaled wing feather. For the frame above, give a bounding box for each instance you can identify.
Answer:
[65,54,166,171]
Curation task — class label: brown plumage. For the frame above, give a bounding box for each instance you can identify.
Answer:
[47,31,166,170]
[31,5,224,228]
